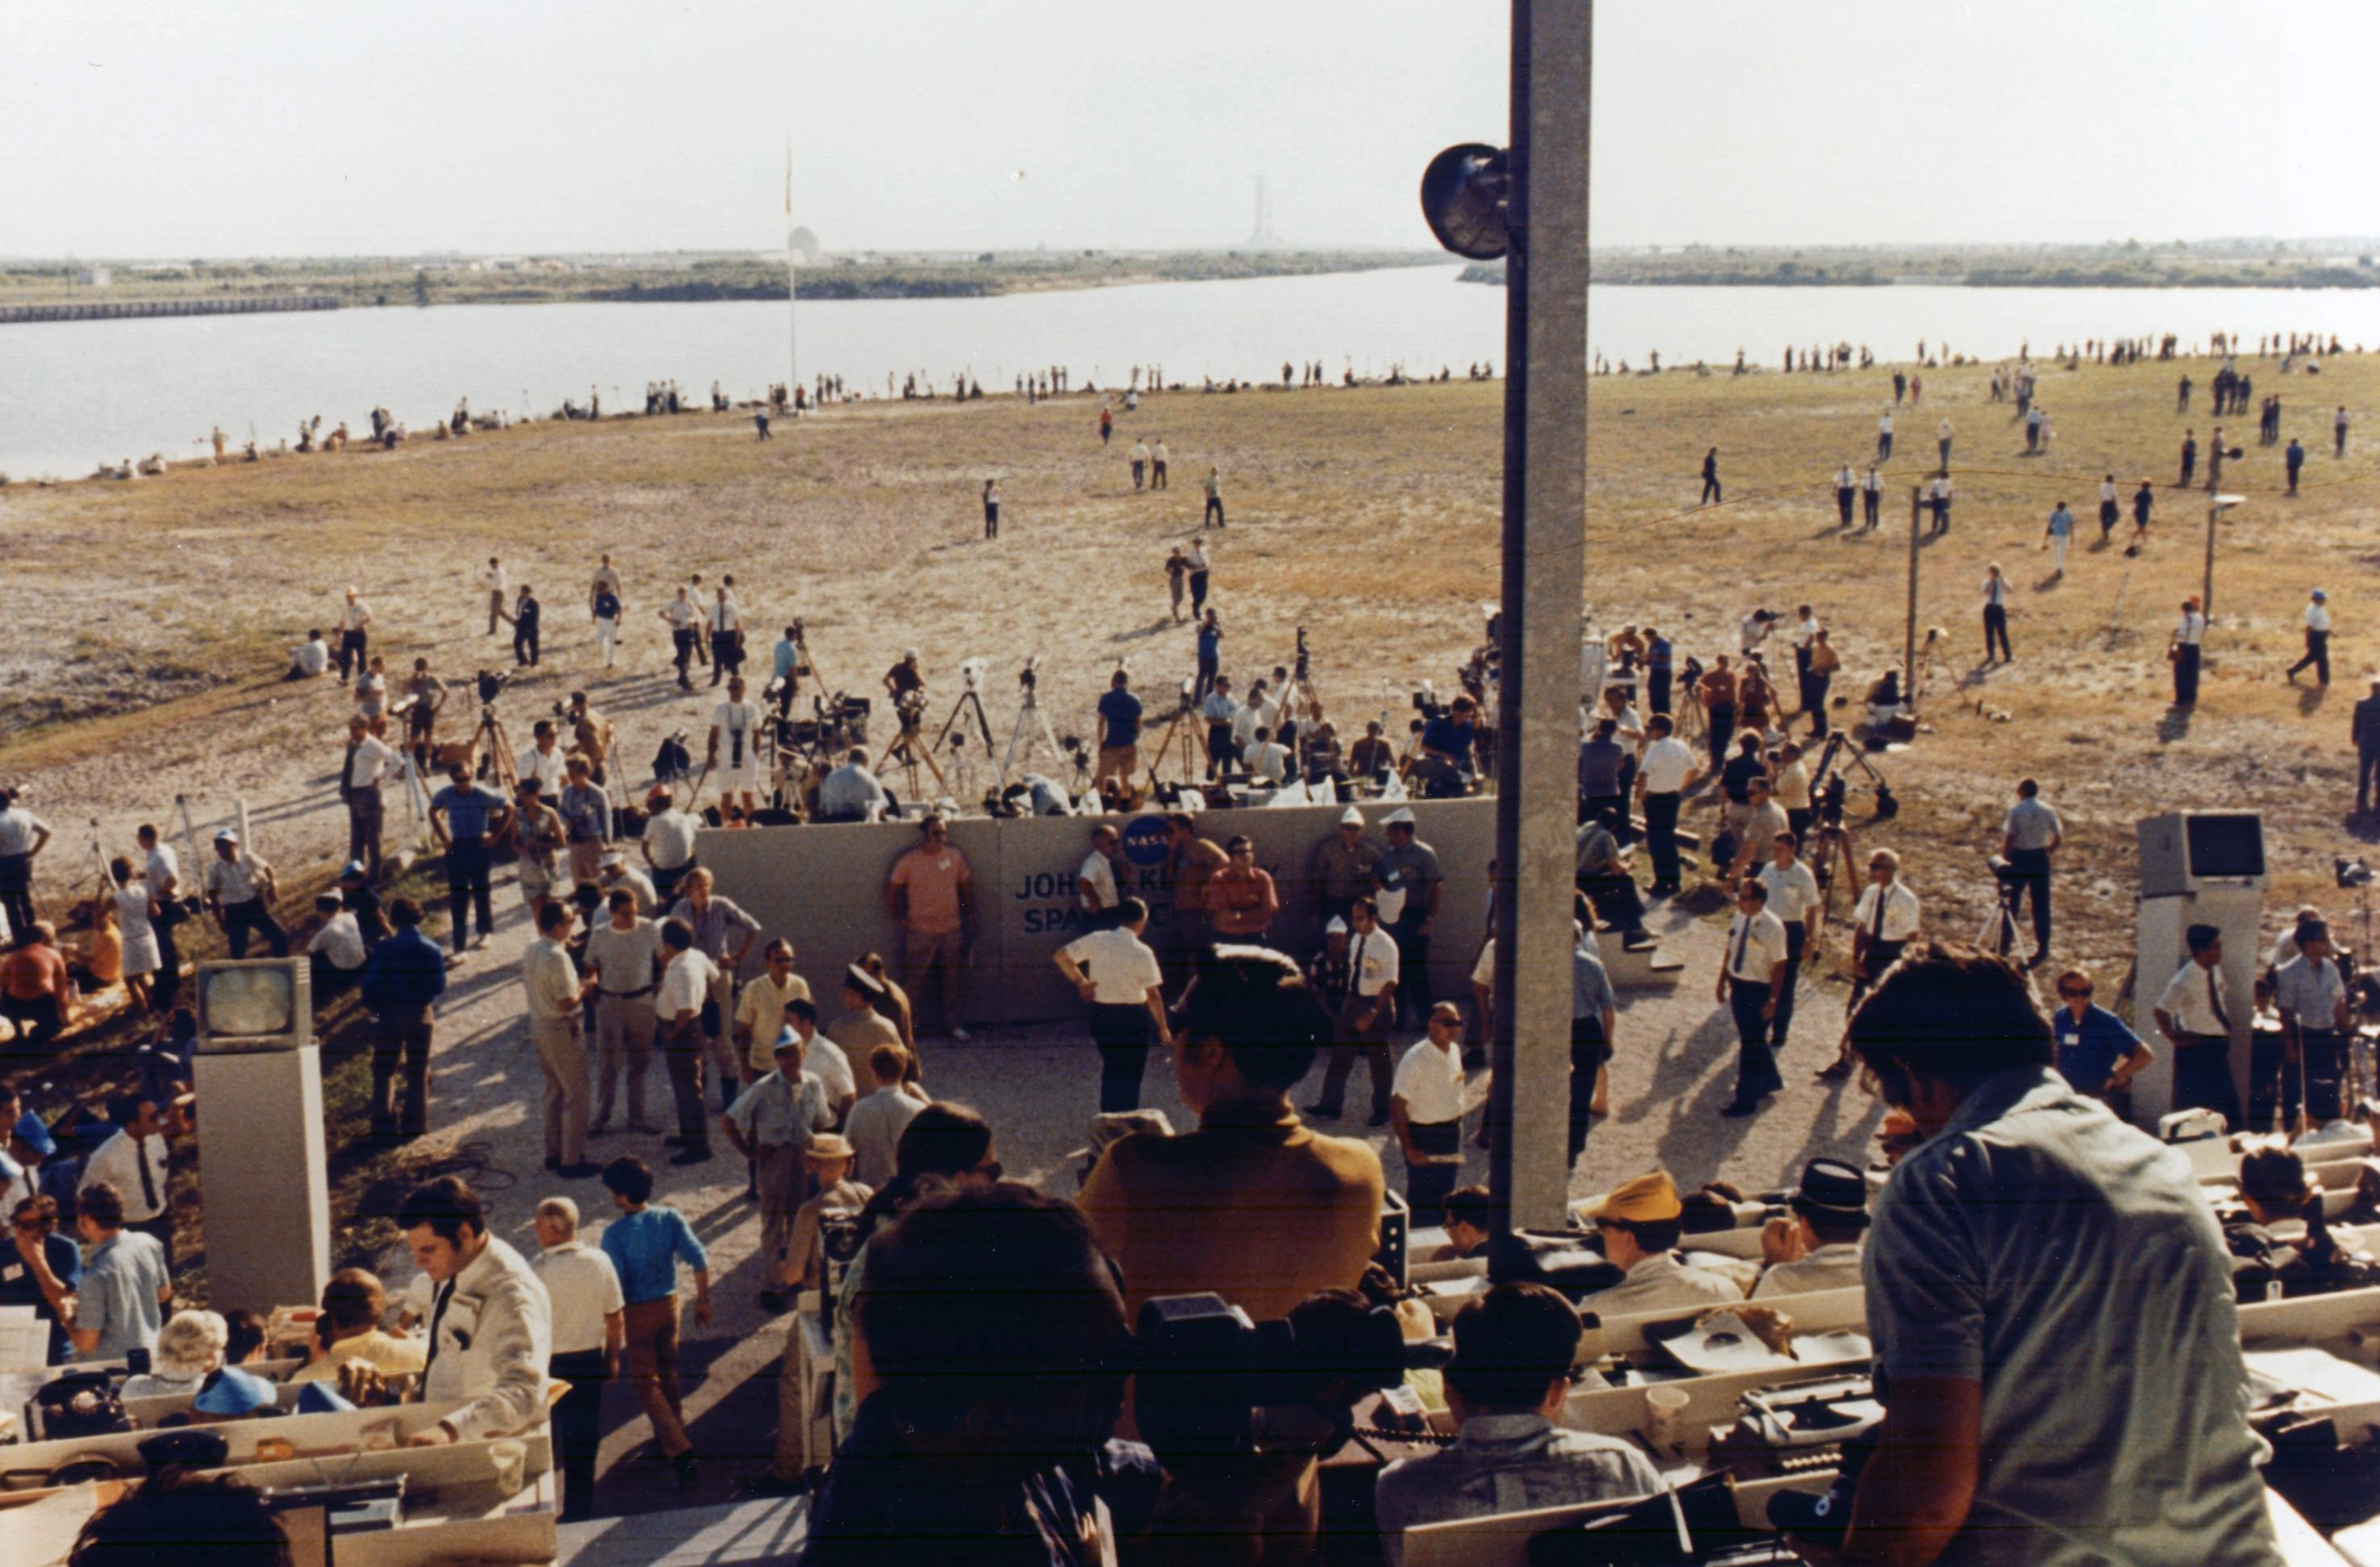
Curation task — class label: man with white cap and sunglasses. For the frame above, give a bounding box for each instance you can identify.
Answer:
[203,829,287,959]
[1309,805,1384,936]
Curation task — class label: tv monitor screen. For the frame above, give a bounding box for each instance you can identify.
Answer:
[202,964,298,1038]
[2185,815,2265,880]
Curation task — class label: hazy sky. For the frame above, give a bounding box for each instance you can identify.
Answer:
[3,0,2370,259]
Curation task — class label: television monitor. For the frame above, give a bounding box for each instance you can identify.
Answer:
[2184,815,2265,881]
[194,959,312,1052]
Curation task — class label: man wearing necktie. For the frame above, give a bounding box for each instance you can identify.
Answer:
[1717,881,1791,1118]
[77,1095,174,1265]
[1821,850,1921,1081]
[1310,898,1401,1126]
[2153,923,2247,1129]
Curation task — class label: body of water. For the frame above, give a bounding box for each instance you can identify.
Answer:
[6,266,2380,481]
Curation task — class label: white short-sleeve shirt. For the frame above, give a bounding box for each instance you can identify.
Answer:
[1637,737,1696,794]
[1392,1039,1466,1124]
[1349,927,1402,997]
[1060,926,1164,1005]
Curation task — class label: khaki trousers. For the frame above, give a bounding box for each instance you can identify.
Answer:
[530,1015,589,1165]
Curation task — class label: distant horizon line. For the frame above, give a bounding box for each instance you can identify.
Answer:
[11,234,2380,268]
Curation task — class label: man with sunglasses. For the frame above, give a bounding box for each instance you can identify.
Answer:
[2050,969,2152,1110]
[886,816,973,1042]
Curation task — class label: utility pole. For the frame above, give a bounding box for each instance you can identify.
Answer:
[1905,485,1923,714]
[1487,0,1593,1231]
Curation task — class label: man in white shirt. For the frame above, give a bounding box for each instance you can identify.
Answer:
[584,889,662,1135]
[204,830,288,959]
[1928,472,1953,535]
[707,584,744,688]
[1832,463,1858,528]
[81,1093,175,1259]
[655,919,721,1164]
[1231,678,1276,758]
[843,1043,923,1189]
[2171,594,2208,704]
[1055,897,1170,1113]
[1726,777,1792,883]
[708,675,764,816]
[1250,727,1292,785]
[401,1177,553,1446]
[524,902,598,1176]
[1981,564,2012,665]
[1312,897,1401,1126]
[289,631,330,680]
[1391,1003,1469,1224]
[598,851,659,916]
[531,1196,623,1522]
[1717,879,1790,1117]
[1128,437,1150,490]
[2287,589,2332,687]
[517,722,569,801]
[307,893,369,990]
[1756,830,1822,1056]
[1579,1172,1742,1319]
[1876,410,1894,462]
[1823,848,1923,1079]
[1200,676,1243,777]
[1739,607,1775,657]
[659,588,702,690]
[342,715,400,883]
[2152,923,2245,1129]
[1936,416,1954,471]
[1633,713,1701,896]
[336,586,373,684]
[1752,1159,1868,1299]
[640,790,702,901]
[485,558,509,636]
[1076,824,1123,923]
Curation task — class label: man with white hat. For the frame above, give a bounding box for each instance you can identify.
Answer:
[203,829,286,959]
[597,849,658,916]
[1578,1172,1743,1319]
[1309,805,1384,936]
[721,1025,835,1310]
[2287,589,2332,686]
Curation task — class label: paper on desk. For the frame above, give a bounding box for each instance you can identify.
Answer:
[1657,1313,1872,1375]
[2243,1347,2380,1409]
[0,1305,49,1373]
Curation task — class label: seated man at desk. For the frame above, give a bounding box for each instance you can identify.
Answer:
[1578,1172,1742,1320]
[1752,1158,1869,1298]
[1374,1281,1664,1566]
[1425,1184,1497,1263]
[2224,1144,2380,1301]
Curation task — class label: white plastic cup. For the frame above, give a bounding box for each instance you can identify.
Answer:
[1643,1384,1691,1452]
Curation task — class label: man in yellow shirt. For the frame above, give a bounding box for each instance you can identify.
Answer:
[290,1268,427,1387]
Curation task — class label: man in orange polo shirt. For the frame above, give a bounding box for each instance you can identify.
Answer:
[885,816,973,1042]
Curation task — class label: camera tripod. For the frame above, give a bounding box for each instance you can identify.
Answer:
[1000,674,1066,784]
[883,707,951,803]
[1144,689,1209,793]
[934,683,998,760]
[473,705,520,793]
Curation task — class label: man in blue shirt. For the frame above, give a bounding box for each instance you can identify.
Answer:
[599,1157,712,1490]
[1644,629,1674,716]
[1093,670,1144,797]
[430,763,512,956]
[70,1181,171,1361]
[2049,968,2152,1105]
[1419,696,1480,776]
[1837,948,2272,1567]
[769,625,802,716]
[361,898,449,1142]
[3,1192,80,1362]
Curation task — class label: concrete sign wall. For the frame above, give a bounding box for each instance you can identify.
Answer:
[698,798,1499,1028]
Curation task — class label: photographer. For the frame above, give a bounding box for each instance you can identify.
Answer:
[1821,946,2272,1567]
[1417,694,1480,781]
[1999,779,2060,966]
[1201,674,1242,779]
[1095,669,1144,794]
[883,649,925,706]
[1373,1283,1660,1565]
[805,1184,1145,1565]
[430,764,510,956]
[2272,920,2350,1126]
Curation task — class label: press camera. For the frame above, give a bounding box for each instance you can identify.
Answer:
[1132,1292,1443,1463]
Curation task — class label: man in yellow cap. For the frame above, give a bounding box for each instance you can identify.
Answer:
[1578,1172,1742,1319]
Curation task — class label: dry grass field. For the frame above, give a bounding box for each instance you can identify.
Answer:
[4,352,2376,1001]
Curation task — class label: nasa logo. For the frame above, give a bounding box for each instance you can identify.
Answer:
[1120,816,1172,869]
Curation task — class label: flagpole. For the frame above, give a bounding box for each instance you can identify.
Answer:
[786,141,799,410]
[800,139,809,409]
